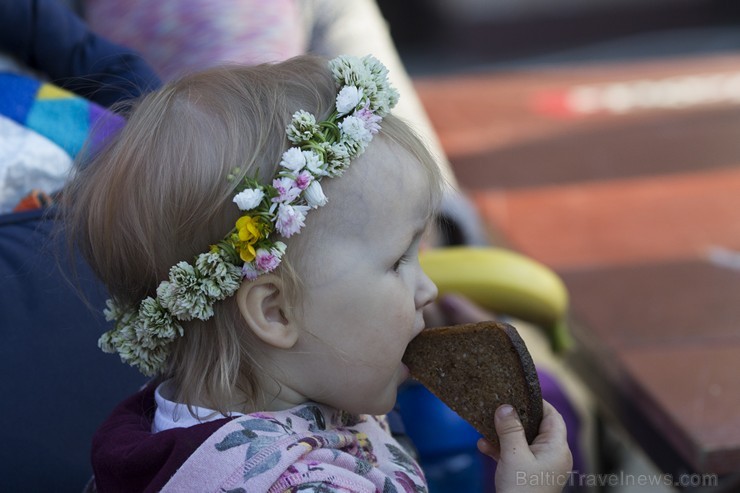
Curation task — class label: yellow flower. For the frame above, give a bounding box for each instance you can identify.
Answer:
[239,242,257,262]
[236,215,263,243]
[233,215,265,262]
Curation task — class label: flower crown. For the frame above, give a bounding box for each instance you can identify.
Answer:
[100,55,399,376]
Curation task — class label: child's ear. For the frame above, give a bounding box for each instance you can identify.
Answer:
[235,275,298,349]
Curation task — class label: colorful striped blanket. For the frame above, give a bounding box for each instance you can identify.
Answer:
[0,72,124,212]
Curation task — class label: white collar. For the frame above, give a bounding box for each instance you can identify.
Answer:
[152,380,244,433]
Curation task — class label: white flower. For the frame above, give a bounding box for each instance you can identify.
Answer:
[320,142,351,176]
[275,203,309,237]
[138,297,180,346]
[98,330,116,354]
[156,281,177,313]
[336,85,364,115]
[303,150,326,176]
[340,115,373,145]
[98,310,173,377]
[280,147,306,172]
[272,241,287,256]
[363,55,389,81]
[195,251,226,278]
[103,298,135,324]
[339,115,372,155]
[195,252,242,300]
[286,110,319,144]
[138,349,168,376]
[370,87,399,116]
[233,188,265,211]
[169,262,199,287]
[200,278,222,300]
[108,322,136,363]
[157,262,211,321]
[304,181,328,208]
[330,55,373,91]
[187,292,214,320]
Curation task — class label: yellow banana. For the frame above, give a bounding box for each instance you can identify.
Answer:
[420,246,572,352]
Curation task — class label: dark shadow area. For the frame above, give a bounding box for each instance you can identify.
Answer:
[378,0,740,73]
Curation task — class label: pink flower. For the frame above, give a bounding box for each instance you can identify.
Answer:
[254,248,281,273]
[242,262,260,281]
[275,204,309,238]
[355,104,382,135]
[295,170,313,190]
[272,177,301,203]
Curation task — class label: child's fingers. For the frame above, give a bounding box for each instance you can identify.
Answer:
[531,401,568,451]
[493,404,534,461]
[531,400,573,472]
[477,437,500,461]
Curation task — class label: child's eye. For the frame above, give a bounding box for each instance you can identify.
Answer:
[392,254,410,273]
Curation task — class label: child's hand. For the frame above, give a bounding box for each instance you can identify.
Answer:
[478,400,572,493]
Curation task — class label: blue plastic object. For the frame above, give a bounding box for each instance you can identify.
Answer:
[397,381,495,492]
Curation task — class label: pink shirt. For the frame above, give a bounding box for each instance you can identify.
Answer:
[161,402,428,492]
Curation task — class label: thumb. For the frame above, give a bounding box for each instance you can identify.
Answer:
[494,404,531,459]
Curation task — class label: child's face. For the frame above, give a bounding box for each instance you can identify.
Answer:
[285,137,438,416]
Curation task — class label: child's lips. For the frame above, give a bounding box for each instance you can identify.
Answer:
[400,362,411,380]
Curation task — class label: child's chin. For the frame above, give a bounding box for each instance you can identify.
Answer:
[359,394,397,417]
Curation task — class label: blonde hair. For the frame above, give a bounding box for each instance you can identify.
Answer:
[64,55,442,413]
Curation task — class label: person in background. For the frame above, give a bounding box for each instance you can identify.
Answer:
[81,0,488,245]
[0,0,159,108]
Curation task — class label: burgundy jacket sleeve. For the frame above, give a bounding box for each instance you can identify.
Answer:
[91,383,231,493]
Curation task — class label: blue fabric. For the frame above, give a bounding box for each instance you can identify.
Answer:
[0,209,147,492]
[0,72,39,123]
[26,94,91,157]
[0,72,128,165]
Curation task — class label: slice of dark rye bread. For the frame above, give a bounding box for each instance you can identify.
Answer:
[402,321,543,447]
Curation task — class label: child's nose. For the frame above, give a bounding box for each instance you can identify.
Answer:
[415,269,438,310]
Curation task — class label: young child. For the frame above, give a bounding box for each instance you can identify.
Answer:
[64,55,572,492]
